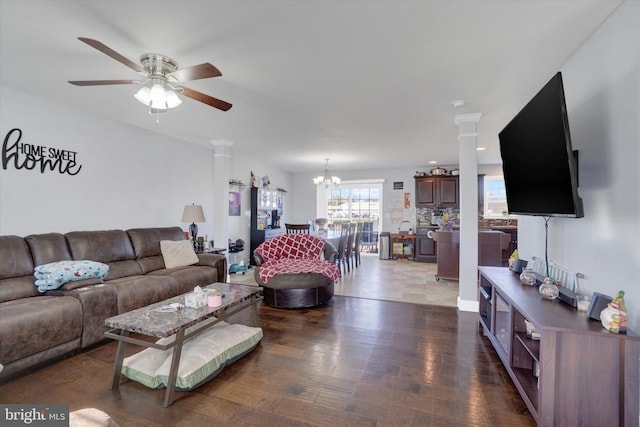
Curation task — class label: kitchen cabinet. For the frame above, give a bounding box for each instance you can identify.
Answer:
[478,266,639,426]
[415,176,459,208]
[415,226,437,262]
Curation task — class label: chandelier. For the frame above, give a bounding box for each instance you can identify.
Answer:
[313,158,341,188]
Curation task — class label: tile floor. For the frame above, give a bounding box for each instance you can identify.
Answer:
[228,253,459,307]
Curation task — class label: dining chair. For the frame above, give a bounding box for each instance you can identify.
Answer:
[335,223,350,276]
[343,223,356,273]
[285,223,310,234]
[352,222,363,268]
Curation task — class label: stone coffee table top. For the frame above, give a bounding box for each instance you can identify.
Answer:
[104,282,260,338]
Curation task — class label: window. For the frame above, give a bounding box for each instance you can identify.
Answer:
[318,180,383,228]
[483,176,511,219]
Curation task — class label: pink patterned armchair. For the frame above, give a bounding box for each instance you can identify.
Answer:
[253,234,339,308]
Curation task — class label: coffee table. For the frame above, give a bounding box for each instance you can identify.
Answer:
[104,282,262,407]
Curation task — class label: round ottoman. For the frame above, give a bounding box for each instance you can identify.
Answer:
[255,270,334,309]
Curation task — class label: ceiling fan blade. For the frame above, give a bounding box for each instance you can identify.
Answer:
[169,63,222,82]
[77,37,146,75]
[68,79,141,86]
[180,87,232,111]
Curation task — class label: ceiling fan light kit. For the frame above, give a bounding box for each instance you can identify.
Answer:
[68,37,232,121]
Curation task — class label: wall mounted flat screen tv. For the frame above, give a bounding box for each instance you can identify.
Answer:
[498,72,584,218]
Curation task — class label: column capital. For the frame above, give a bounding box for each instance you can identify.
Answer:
[210,139,234,157]
[455,113,482,140]
[454,113,482,125]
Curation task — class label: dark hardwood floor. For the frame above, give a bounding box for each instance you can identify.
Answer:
[0,297,534,426]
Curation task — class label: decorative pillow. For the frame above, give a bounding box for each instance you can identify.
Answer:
[121,321,263,391]
[34,260,109,292]
[160,240,199,269]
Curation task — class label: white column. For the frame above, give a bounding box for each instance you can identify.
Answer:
[454,113,481,312]
[211,140,233,274]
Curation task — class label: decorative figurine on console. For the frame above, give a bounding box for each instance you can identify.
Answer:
[261,175,270,188]
[600,290,628,334]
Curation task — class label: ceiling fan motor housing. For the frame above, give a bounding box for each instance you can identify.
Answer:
[140,53,178,77]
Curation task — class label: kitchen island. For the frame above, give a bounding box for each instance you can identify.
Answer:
[432,230,511,280]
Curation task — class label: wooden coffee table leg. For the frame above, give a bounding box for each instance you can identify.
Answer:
[111,330,129,389]
[163,329,186,407]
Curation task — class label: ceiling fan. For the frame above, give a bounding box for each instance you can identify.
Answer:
[68,37,232,114]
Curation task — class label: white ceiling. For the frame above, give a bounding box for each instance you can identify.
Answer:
[0,0,621,173]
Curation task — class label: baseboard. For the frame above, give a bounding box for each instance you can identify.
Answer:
[457,297,478,313]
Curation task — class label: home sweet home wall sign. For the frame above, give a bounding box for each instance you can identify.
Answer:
[2,128,82,175]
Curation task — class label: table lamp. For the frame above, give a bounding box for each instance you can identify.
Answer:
[181,204,205,243]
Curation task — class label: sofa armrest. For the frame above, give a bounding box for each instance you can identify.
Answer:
[196,253,227,283]
[48,283,117,347]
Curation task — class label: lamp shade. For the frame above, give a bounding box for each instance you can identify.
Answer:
[181,204,205,223]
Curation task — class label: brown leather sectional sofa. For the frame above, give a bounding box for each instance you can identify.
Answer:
[0,227,227,381]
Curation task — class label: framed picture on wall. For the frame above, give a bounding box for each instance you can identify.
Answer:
[229,191,241,216]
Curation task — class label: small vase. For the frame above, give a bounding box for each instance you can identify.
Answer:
[520,269,536,286]
[539,279,559,300]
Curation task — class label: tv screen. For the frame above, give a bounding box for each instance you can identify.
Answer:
[498,72,584,218]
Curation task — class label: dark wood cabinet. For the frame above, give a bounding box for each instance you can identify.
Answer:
[415,227,437,262]
[415,176,459,208]
[415,177,437,207]
[432,230,511,280]
[478,267,639,426]
[250,188,284,264]
[432,230,459,279]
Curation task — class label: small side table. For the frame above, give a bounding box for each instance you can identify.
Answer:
[207,247,227,254]
[389,233,415,260]
[196,247,227,255]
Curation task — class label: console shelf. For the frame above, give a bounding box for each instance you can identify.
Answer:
[478,266,639,426]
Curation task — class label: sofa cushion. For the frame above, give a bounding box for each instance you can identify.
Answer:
[148,265,219,295]
[0,236,38,303]
[121,321,263,391]
[25,233,72,266]
[34,260,110,292]
[127,227,186,273]
[160,240,198,268]
[106,275,178,314]
[65,230,143,280]
[0,296,83,364]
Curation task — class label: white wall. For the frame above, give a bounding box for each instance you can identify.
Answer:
[0,87,219,237]
[517,1,640,332]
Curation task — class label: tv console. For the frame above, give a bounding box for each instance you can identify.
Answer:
[478,266,639,426]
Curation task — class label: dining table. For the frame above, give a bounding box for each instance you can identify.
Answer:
[312,231,342,251]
